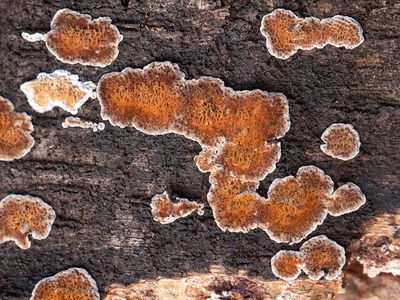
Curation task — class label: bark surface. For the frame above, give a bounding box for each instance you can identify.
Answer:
[0,0,399,299]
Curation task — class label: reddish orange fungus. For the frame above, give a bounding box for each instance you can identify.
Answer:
[150,192,204,224]
[22,9,123,67]
[0,96,34,161]
[321,123,361,160]
[260,9,364,59]
[30,268,99,300]
[0,194,56,249]
[272,235,345,281]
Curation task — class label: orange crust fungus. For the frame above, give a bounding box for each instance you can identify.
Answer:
[30,268,99,300]
[97,62,366,242]
[20,70,96,114]
[22,9,123,67]
[272,235,345,281]
[150,192,204,224]
[62,117,105,132]
[321,123,361,160]
[0,96,34,161]
[0,194,56,249]
[260,9,364,59]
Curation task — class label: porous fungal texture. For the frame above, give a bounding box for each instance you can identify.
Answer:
[260,9,364,59]
[320,123,361,160]
[0,194,56,249]
[272,235,346,281]
[62,117,105,132]
[20,70,96,114]
[150,192,204,224]
[0,96,34,161]
[97,62,366,243]
[30,268,99,300]
[22,8,123,67]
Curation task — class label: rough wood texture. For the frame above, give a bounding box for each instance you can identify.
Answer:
[0,0,399,299]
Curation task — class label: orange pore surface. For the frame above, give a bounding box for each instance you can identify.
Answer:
[0,96,34,161]
[272,251,304,279]
[31,268,99,300]
[45,9,122,66]
[261,9,363,59]
[321,123,360,160]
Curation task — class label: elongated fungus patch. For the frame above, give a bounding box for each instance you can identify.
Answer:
[20,70,96,114]
[0,194,56,249]
[272,236,345,281]
[98,62,365,242]
[62,116,105,132]
[0,96,34,161]
[150,192,204,224]
[260,9,364,59]
[320,123,361,160]
[30,268,99,300]
[22,9,123,67]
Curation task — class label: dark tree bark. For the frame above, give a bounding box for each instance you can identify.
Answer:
[0,0,399,299]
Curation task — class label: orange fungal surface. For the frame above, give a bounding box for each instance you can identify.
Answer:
[22,9,123,67]
[98,62,365,242]
[0,96,34,161]
[321,123,361,160]
[150,192,204,224]
[62,117,105,132]
[20,70,96,114]
[0,194,56,249]
[30,268,99,300]
[271,250,304,281]
[260,9,364,59]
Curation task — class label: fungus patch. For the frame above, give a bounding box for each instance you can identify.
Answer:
[98,62,365,242]
[62,116,105,132]
[260,9,364,59]
[0,96,34,161]
[272,235,345,281]
[0,194,56,249]
[20,70,96,114]
[150,192,204,224]
[22,8,123,67]
[30,268,99,300]
[321,123,361,160]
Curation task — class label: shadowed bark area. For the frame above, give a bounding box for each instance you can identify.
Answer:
[0,0,399,299]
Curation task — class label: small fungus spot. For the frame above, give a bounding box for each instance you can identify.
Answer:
[0,194,56,249]
[20,70,96,114]
[260,9,364,59]
[30,268,99,300]
[0,96,34,161]
[150,192,204,224]
[22,8,123,67]
[320,123,361,160]
[271,235,345,281]
[62,116,105,132]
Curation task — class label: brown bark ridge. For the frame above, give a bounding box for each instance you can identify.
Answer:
[0,0,399,299]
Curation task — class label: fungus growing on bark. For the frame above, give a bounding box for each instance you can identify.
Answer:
[271,236,345,281]
[0,194,55,249]
[320,123,361,160]
[98,62,366,241]
[22,9,123,67]
[260,9,364,59]
[20,70,96,114]
[62,117,105,132]
[30,268,99,300]
[0,96,34,161]
[150,192,204,224]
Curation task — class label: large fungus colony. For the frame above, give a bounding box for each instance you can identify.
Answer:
[0,194,56,249]
[97,62,365,243]
[321,123,361,160]
[20,70,96,114]
[22,9,123,67]
[272,235,345,281]
[0,96,34,161]
[260,9,364,59]
[30,268,99,300]
[150,192,204,224]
